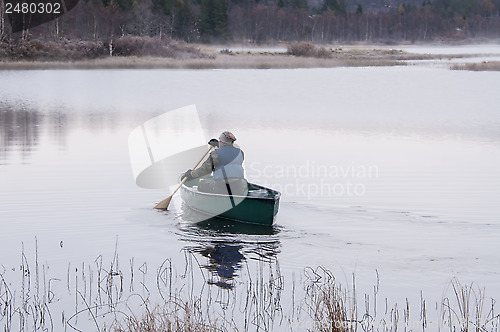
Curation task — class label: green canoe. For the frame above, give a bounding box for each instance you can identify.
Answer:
[180,177,281,226]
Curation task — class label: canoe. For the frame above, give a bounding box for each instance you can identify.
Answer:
[180,177,281,226]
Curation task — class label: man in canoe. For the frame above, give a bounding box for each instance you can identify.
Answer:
[181,131,248,196]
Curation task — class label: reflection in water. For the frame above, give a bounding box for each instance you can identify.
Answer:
[0,103,124,162]
[0,104,71,162]
[0,107,42,161]
[178,208,281,289]
[194,244,245,289]
[181,207,282,236]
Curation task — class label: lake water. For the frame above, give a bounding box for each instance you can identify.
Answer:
[1,51,500,330]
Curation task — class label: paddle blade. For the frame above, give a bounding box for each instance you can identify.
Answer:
[154,196,172,210]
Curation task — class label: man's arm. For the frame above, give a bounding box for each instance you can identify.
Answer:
[191,150,218,178]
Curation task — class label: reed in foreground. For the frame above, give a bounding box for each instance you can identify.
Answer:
[1,243,499,331]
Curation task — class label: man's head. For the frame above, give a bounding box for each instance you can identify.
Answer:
[219,131,237,146]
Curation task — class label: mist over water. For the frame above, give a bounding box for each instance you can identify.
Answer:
[1,57,500,329]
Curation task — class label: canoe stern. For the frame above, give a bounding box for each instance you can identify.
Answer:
[180,178,280,226]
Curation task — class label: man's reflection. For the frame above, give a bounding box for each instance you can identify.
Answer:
[178,213,281,290]
[191,243,244,289]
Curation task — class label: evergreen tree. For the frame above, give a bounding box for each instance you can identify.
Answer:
[338,0,346,14]
[322,0,339,12]
[173,1,195,39]
[151,0,195,39]
[356,3,363,14]
[457,0,478,18]
[291,0,308,8]
[116,0,133,11]
[322,0,345,14]
[199,0,228,40]
[101,0,133,11]
[152,0,175,16]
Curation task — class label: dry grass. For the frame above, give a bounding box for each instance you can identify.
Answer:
[0,38,108,60]
[303,267,349,332]
[287,42,332,58]
[0,39,427,69]
[112,36,206,59]
[450,61,500,71]
[112,300,226,332]
[0,52,405,70]
[2,38,497,70]
[0,36,208,62]
[441,278,499,332]
[2,243,499,331]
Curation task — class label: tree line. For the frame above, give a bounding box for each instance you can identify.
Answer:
[1,0,499,44]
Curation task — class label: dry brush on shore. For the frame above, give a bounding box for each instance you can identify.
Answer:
[2,38,495,70]
[0,39,415,69]
[0,36,208,61]
[451,61,500,71]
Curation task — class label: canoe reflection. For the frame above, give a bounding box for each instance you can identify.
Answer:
[178,211,281,290]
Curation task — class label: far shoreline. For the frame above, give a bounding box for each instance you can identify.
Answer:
[1,43,500,70]
[0,54,406,70]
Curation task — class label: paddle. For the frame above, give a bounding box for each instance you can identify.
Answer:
[154,145,213,210]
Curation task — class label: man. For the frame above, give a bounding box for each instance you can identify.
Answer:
[181,131,248,196]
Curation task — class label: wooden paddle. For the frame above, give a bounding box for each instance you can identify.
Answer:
[154,146,213,210]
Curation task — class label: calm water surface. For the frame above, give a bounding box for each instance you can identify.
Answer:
[1,62,500,330]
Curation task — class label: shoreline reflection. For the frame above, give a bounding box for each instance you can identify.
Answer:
[0,105,71,162]
[0,107,43,161]
[0,103,125,163]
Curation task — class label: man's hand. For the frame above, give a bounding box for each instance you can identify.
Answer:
[208,138,219,147]
[181,169,193,181]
